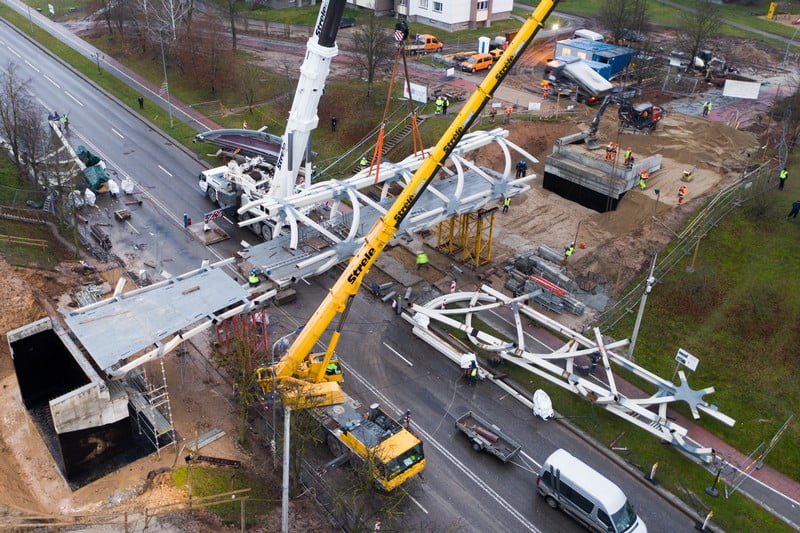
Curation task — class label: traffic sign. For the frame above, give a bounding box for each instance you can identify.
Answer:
[675,348,699,371]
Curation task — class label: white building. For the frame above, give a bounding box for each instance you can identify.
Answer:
[393,0,513,31]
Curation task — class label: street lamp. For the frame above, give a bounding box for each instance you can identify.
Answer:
[158,27,174,129]
[93,52,102,75]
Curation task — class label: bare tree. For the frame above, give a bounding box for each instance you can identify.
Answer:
[328,449,410,532]
[0,63,35,171]
[16,108,51,186]
[211,312,264,445]
[351,13,393,98]
[601,0,649,43]
[175,17,235,95]
[238,62,264,113]
[676,0,721,68]
[222,0,241,51]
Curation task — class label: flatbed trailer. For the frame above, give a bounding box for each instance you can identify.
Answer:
[455,410,521,462]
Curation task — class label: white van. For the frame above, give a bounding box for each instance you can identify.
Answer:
[573,29,605,42]
[537,449,647,533]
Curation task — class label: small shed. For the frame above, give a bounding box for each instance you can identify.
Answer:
[554,38,635,79]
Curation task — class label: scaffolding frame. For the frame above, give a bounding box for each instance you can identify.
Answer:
[436,208,496,268]
[129,359,177,456]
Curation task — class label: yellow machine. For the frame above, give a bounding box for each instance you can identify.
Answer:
[255,0,558,492]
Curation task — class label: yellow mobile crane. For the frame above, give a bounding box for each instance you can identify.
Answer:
[255,0,558,492]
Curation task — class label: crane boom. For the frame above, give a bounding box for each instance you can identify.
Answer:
[267,0,345,201]
[260,0,558,405]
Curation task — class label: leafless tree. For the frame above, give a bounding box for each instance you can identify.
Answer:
[222,0,241,51]
[676,0,721,69]
[601,0,649,43]
[16,108,51,186]
[327,449,410,532]
[351,13,393,98]
[0,63,35,171]
[175,17,235,95]
[211,312,264,445]
[238,62,264,113]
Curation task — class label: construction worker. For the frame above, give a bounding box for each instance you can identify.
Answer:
[416,251,429,270]
[435,96,444,115]
[561,242,575,266]
[788,199,800,220]
[605,142,615,161]
[504,105,513,123]
[468,361,478,385]
[638,170,648,190]
[623,147,633,169]
[541,80,550,99]
[442,96,449,115]
[331,115,337,132]
[489,107,497,122]
[248,268,260,287]
[702,101,712,117]
[359,157,369,170]
[325,361,342,375]
[61,113,69,132]
[515,159,527,178]
[502,196,511,213]
[779,168,788,191]
[678,184,687,206]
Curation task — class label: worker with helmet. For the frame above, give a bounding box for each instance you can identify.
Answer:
[248,268,260,287]
[515,159,527,178]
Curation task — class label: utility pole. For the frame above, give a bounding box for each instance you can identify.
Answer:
[159,27,174,129]
[628,253,657,359]
[281,406,291,533]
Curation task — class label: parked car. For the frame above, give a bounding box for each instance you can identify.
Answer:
[339,17,356,28]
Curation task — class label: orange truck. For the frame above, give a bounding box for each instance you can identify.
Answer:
[406,33,443,55]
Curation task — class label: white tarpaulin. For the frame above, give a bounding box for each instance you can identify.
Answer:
[723,79,761,100]
[403,82,428,104]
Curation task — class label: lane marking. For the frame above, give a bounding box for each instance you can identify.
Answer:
[64,90,84,106]
[403,490,429,514]
[346,364,542,533]
[125,220,140,235]
[519,450,541,469]
[7,46,20,58]
[24,60,39,72]
[111,128,124,139]
[158,165,173,177]
[43,74,60,88]
[383,342,414,367]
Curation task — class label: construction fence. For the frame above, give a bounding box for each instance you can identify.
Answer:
[596,160,776,332]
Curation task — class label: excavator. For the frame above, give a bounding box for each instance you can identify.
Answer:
[558,92,663,149]
[254,0,558,492]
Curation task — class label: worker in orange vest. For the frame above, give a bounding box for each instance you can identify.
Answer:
[678,184,687,206]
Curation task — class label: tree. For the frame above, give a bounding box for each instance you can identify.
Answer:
[351,13,393,98]
[16,107,51,186]
[327,449,410,532]
[238,62,264,113]
[211,312,265,445]
[601,0,649,43]
[223,0,241,51]
[0,63,35,171]
[175,17,235,95]
[676,0,721,69]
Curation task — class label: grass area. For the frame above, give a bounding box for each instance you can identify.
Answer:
[607,188,800,477]
[0,219,61,268]
[172,465,277,526]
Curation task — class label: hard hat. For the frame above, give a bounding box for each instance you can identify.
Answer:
[251,268,257,274]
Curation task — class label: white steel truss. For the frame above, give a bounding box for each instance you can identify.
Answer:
[405,284,735,462]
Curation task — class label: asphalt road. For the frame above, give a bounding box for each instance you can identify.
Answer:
[268,272,696,532]
[0,7,696,533]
